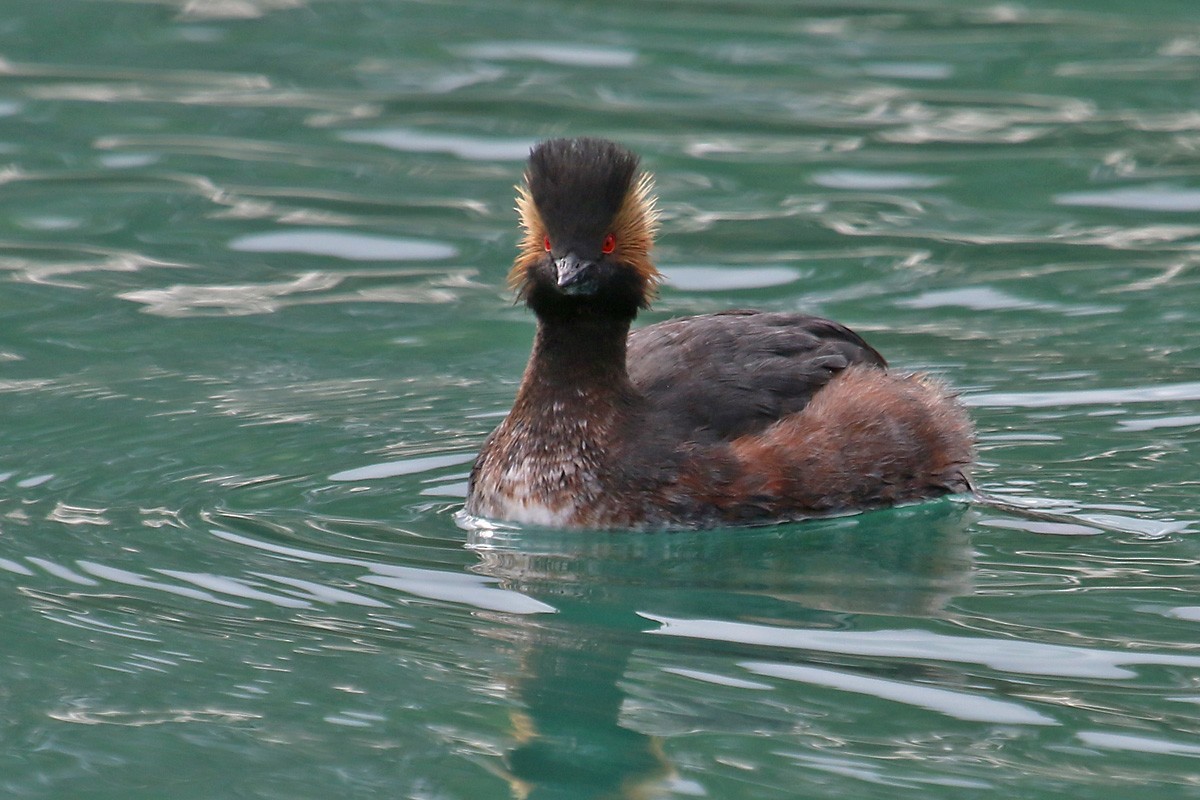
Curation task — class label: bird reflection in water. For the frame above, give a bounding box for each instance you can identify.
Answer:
[463,502,975,798]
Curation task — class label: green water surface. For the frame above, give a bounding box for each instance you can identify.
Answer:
[2,1,1200,798]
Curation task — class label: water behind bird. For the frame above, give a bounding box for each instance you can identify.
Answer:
[2,1,1199,798]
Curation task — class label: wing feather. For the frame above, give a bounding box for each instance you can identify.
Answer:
[627,310,886,441]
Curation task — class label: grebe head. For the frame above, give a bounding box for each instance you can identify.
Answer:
[510,137,660,319]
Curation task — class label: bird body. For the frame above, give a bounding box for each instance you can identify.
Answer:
[465,138,974,530]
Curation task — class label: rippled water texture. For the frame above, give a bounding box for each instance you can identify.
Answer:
[2,1,1199,798]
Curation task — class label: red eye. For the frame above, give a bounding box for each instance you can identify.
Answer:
[601,234,616,254]
[543,235,552,252]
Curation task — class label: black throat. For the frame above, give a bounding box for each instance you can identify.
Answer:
[523,270,646,323]
[524,312,633,393]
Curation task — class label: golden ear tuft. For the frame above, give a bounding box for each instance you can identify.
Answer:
[612,171,662,302]
[508,183,547,296]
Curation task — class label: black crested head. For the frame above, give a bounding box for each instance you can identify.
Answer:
[511,137,660,322]
[526,137,640,249]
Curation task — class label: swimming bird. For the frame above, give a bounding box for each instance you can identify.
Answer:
[465,137,974,529]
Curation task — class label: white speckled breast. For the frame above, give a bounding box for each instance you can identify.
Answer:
[466,408,610,527]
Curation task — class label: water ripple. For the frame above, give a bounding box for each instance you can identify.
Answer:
[455,41,637,68]
[740,661,1057,726]
[965,381,1200,409]
[329,452,476,482]
[641,613,1200,680]
[228,230,458,261]
[120,267,477,317]
[339,128,535,161]
[1056,185,1200,213]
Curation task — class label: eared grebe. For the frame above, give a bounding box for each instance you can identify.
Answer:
[465,137,974,529]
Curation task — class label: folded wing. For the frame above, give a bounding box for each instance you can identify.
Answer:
[627,310,887,441]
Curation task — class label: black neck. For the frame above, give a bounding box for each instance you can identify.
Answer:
[532,311,628,379]
[523,314,632,392]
